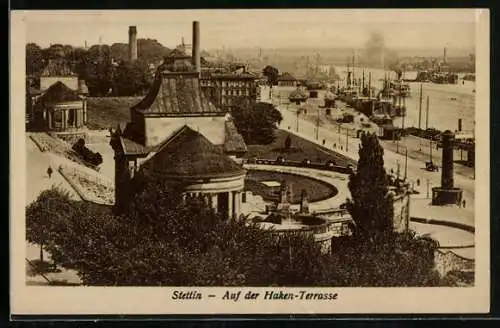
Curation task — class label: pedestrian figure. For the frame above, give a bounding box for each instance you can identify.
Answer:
[340,146,343,151]
[462,199,466,208]
[322,139,326,145]
[416,178,420,187]
[333,143,336,149]
[47,166,53,179]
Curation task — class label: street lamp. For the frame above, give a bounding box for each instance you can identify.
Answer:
[316,107,320,141]
[426,179,431,199]
[296,108,300,132]
[346,128,349,152]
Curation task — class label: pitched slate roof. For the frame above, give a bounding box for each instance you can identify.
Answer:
[34,81,82,110]
[224,120,247,154]
[131,72,223,116]
[278,72,297,81]
[139,126,245,179]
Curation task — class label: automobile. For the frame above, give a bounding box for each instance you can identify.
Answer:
[346,164,355,173]
[425,161,439,172]
[325,160,337,167]
[302,159,311,165]
[276,156,286,164]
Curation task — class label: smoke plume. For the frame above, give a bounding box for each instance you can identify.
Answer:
[360,31,400,71]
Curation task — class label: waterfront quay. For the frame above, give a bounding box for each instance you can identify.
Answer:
[267,88,475,219]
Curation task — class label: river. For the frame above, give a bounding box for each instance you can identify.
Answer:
[333,66,476,133]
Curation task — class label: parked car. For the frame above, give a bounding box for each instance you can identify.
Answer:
[425,161,439,172]
[302,159,311,165]
[325,160,337,168]
[247,157,257,164]
[276,156,286,164]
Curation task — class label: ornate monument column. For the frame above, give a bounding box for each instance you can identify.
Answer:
[432,130,463,205]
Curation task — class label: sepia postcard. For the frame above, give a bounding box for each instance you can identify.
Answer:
[10,9,490,316]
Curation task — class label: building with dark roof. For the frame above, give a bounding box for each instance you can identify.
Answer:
[111,21,247,218]
[277,72,298,87]
[30,81,88,131]
[200,66,258,110]
[27,51,89,130]
[39,57,82,92]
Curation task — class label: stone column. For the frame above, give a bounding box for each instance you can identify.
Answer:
[441,130,455,189]
[83,99,87,125]
[46,110,51,130]
[228,191,233,220]
[64,109,68,129]
[233,192,240,218]
[212,194,218,213]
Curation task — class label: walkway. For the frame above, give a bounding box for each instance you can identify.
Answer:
[25,136,83,285]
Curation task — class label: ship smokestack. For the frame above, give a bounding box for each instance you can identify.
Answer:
[128,26,138,61]
[443,47,447,64]
[192,21,201,73]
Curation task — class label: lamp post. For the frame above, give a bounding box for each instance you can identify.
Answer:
[404,148,408,180]
[316,107,320,141]
[296,108,299,132]
[426,179,431,199]
[396,159,401,181]
[346,127,349,152]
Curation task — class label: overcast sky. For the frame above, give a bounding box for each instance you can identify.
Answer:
[23,9,477,50]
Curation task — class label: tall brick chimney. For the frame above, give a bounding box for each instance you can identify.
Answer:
[192,21,201,73]
[129,26,138,61]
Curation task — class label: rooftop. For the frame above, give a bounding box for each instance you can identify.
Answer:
[278,72,297,81]
[139,125,246,179]
[34,81,82,110]
[131,72,223,116]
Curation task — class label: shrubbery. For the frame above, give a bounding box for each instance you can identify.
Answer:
[26,176,444,286]
[72,138,103,167]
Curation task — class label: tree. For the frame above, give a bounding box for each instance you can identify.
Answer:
[29,178,330,286]
[346,132,394,241]
[26,43,45,77]
[83,45,115,96]
[230,102,283,145]
[109,39,171,64]
[112,60,152,96]
[262,65,280,85]
[26,187,74,263]
[27,181,444,287]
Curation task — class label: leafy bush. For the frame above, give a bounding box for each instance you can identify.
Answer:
[26,179,444,286]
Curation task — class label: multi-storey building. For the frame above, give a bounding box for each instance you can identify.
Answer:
[200,68,258,110]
